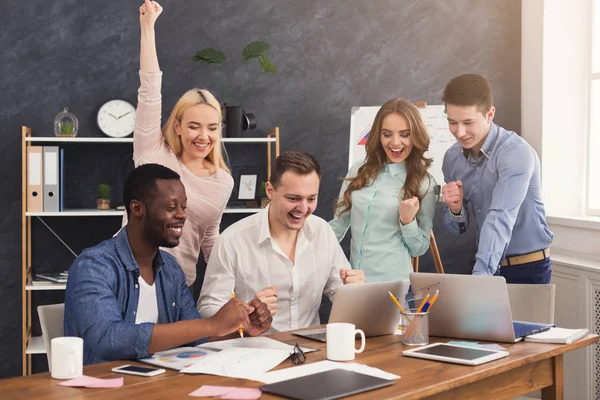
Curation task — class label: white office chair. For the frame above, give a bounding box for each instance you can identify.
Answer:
[37,303,65,371]
[507,284,555,400]
[507,284,555,324]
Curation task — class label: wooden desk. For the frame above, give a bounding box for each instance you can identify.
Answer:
[0,331,596,400]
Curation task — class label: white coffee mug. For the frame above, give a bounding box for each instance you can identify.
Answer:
[326,323,366,361]
[51,337,83,379]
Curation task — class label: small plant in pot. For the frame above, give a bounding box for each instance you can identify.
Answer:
[97,184,112,210]
[259,181,270,208]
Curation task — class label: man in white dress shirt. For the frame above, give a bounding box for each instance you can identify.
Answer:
[198,151,365,332]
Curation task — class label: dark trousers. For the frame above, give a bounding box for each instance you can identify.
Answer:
[496,257,552,284]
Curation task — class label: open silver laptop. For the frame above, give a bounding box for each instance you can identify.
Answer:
[293,280,410,341]
[409,273,553,343]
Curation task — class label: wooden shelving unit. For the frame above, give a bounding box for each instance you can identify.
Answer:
[21,126,280,375]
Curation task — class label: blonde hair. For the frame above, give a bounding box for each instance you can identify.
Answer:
[335,98,432,216]
[162,89,229,172]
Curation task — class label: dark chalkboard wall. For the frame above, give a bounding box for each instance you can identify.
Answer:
[0,0,521,378]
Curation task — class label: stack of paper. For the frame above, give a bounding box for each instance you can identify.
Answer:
[189,385,261,399]
[524,328,589,344]
[252,360,400,384]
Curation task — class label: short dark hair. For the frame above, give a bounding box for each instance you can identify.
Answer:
[269,151,321,188]
[442,73,493,114]
[123,164,181,217]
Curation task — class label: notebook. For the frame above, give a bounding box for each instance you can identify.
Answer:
[513,321,554,338]
[260,368,394,400]
[524,328,589,344]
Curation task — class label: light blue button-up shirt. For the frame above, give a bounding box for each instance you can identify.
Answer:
[329,161,437,282]
[442,123,553,276]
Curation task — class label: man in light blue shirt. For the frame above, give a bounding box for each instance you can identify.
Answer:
[440,74,553,284]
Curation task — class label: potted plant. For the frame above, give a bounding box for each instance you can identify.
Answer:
[97,184,111,210]
[193,41,277,137]
[259,181,270,208]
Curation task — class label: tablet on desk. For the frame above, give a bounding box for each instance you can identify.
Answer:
[402,343,509,366]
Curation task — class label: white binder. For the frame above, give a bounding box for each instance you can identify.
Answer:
[43,146,59,212]
[27,146,44,212]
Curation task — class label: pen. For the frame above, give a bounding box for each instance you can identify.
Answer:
[231,289,244,338]
[421,290,439,312]
[387,291,406,313]
[416,293,431,313]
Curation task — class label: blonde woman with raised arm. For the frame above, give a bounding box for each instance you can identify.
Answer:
[127,0,233,287]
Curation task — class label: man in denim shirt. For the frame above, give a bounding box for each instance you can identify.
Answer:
[441,74,553,284]
[65,164,272,365]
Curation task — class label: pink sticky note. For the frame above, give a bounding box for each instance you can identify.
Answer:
[220,388,262,400]
[189,385,236,397]
[58,375,104,387]
[86,377,124,388]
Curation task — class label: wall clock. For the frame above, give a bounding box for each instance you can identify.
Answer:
[97,99,136,138]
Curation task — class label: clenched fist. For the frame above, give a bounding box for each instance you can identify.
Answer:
[253,286,278,317]
[399,196,420,225]
[340,268,365,284]
[442,180,463,215]
[139,0,163,28]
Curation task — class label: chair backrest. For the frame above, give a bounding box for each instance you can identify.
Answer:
[507,284,556,324]
[37,303,65,371]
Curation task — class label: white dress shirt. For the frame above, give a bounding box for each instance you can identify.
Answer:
[198,206,349,332]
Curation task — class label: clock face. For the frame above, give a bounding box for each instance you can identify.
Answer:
[97,100,136,138]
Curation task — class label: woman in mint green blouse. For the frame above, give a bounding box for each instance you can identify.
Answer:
[329,99,437,282]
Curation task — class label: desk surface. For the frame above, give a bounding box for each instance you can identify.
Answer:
[1,330,597,400]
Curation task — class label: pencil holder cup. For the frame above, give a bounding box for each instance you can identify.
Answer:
[399,308,429,346]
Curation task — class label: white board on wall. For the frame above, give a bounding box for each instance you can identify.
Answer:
[348,105,456,185]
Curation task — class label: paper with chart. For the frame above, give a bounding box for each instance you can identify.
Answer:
[349,105,456,185]
[140,346,221,371]
[197,336,318,354]
[179,347,291,379]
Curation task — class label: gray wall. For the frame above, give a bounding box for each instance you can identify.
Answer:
[0,0,521,378]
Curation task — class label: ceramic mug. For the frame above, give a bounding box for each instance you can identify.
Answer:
[51,337,83,379]
[326,323,366,361]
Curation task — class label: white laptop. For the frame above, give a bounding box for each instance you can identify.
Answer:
[409,273,553,343]
[293,280,410,341]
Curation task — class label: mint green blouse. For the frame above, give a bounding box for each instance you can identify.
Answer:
[329,162,437,283]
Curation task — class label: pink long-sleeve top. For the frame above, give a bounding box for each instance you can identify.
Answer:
[130,70,233,286]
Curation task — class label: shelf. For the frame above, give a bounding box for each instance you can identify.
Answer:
[26,283,66,291]
[26,336,46,354]
[26,137,133,143]
[27,208,261,216]
[223,208,262,214]
[222,137,276,143]
[26,209,125,217]
[25,136,276,143]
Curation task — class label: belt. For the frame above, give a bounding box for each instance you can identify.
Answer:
[501,248,550,267]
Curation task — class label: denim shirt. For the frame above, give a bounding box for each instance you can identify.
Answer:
[64,228,206,365]
[442,123,553,276]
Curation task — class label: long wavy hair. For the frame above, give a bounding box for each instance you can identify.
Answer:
[335,98,432,216]
[162,89,229,172]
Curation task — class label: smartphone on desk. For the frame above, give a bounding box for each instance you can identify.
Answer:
[111,364,166,377]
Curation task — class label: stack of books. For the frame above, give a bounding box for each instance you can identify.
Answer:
[32,271,69,285]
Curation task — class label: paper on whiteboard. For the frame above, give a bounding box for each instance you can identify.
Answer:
[349,105,456,185]
[179,347,290,379]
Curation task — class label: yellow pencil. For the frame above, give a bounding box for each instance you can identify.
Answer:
[231,289,244,338]
[387,291,406,313]
[416,293,431,313]
[427,290,440,311]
